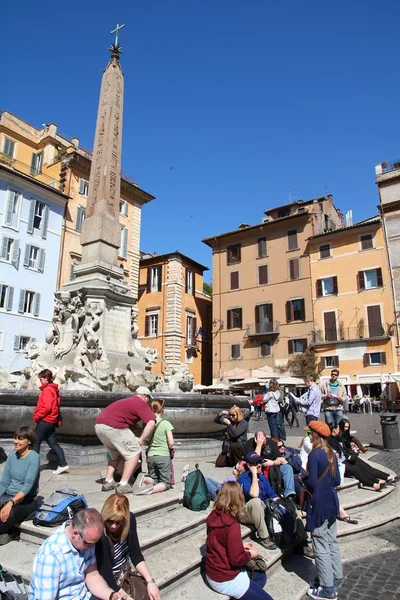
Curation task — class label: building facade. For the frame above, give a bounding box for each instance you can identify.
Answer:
[137,252,212,385]
[376,159,400,370]
[202,196,343,384]
[309,218,398,397]
[0,164,67,369]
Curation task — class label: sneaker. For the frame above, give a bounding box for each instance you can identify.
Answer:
[259,537,277,550]
[116,482,134,494]
[181,464,190,482]
[102,479,118,491]
[53,465,69,475]
[307,586,337,599]
[0,530,18,546]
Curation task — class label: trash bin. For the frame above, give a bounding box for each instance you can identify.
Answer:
[380,413,400,450]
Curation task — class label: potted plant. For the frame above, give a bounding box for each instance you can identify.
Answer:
[357,318,365,338]
[339,321,345,340]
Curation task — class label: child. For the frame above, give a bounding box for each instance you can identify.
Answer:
[137,399,174,495]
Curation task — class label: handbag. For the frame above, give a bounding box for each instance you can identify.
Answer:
[247,555,268,574]
[299,465,330,513]
[116,558,149,600]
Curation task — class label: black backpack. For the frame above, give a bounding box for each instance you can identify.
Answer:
[264,498,299,548]
[182,464,210,511]
[33,488,88,527]
[267,465,284,496]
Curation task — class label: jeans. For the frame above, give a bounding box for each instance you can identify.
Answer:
[33,420,67,467]
[311,519,343,589]
[266,413,279,438]
[239,572,273,600]
[254,405,262,420]
[280,464,295,497]
[276,412,286,441]
[205,477,220,500]
[324,410,344,426]
[306,414,318,425]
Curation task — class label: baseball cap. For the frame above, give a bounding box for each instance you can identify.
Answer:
[136,386,153,397]
[245,452,263,465]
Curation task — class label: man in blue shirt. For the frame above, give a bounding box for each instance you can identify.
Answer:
[238,452,279,550]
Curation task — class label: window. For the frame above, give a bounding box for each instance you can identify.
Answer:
[360,234,374,251]
[185,268,195,295]
[23,244,45,272]
[0,236,14,262]
[0,331,4,351]
[146,266,162,293]
[79,179,89,196]
[76,206,86,232]
[288,339,307,354]
[2,137,15,158]
[325,356,339,368]
[319,244,331,259]
[257,237,267,258]
[288,258,299,280]
[14,335,31,352]
[30,152,43,175]
[285,298,305,322]
[230,271,239,291]
[287,230,298,251]
[316,276,338,297]
[230,344,241,359]
[119,226,128,259]
[18,290,40,316]
[119,200,128,216]
[258,265,269,285]
[227,308,242,329]
[357,268,383,291]
[255,304,273,333]
[27,199,49,238]
[186,314,197,346]
[227,244,241,265]
[4,190,21,229]
[145,313,159,337]
[0,285,13,311]
[324,311,337,341]
[278,206,291,219]
[367,305,384,337]
[260,341,271,357]
[364,352,386,366]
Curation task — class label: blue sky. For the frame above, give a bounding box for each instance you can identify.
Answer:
[1,1,399,282]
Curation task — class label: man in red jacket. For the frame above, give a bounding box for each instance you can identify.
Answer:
[95,387,156,494]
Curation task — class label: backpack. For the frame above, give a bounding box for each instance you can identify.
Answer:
[264,498,299,549]
[33,488,88,527]
[267,465,284,496]
[182,464,210,511]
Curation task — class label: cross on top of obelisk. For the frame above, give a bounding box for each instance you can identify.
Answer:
[111,22,125,46]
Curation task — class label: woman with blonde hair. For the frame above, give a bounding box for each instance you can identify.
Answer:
[215,406,249,468]
[305,421,342,600]
[95,494,160,600]
[205,481,274,600]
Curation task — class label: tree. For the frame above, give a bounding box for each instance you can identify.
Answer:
[203,282,212,296]
[286,348,318,380]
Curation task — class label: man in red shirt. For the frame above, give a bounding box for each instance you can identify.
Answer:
[95,387,156,494]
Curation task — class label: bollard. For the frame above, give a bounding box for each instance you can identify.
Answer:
[380,412,400,450]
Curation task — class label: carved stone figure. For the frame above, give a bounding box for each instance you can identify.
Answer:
[82,303,103,363]
[51,291,85,359]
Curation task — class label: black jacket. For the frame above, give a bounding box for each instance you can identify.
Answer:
[95,512,145,591]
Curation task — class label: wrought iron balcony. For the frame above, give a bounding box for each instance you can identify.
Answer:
[312,323,392,345]
[247,321,280,337]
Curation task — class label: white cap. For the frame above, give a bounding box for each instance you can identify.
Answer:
[136,386,153,397]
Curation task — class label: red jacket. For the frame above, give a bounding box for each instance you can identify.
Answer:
[33,383,60,424]
[205,509,251,582]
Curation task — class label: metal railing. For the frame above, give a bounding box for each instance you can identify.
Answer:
[312,322,391,343]
[247,321,280,336]
[382,159,400,174]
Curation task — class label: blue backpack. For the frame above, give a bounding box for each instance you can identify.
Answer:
[33,488,88,527]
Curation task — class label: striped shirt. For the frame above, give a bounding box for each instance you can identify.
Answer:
[112,539,129,578]
[28,522,96,600]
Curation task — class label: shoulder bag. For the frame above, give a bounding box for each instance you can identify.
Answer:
[299,465,330,513]
[116,558,149,600]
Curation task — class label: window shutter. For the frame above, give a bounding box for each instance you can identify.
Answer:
[363,353,369,367]
[357,271,365,291]
[146,268,151,293]
[255,304,261,326]
[154,315,159,337]
[238,309,243,329]
[227,310,232,329]
[27,199,35,234]
[1,236,8,259]
[11,239,20,269]
[191,317,197,345]
[259,265,268,285]
[13,336,20,351]
[76,207,84,232]
[120,228,128,259]
[4,192,14,226]
[381,352,387,365]
[18,290,25,313]
[376,268,383,287]
[30,153,37,175]
[41,205,49,239]
[185,269,188,293]
[316,279,323,297]
[290,258,299,280]
[145,316,150,337]
[157,266,162,291]
[23,244,31,267]
[299,298,305,321]
[230,271,239,290]
[79,179,85,194]
[38,248,46,273]
[288,230,297,250]
[288,340,293,354]
[33,293,41,317]
[286,301,292,322]
[6,286,14,311]
[70,263,75,280]
[333,276,338,295]
[192,272,196,296]
[332,356,339,367]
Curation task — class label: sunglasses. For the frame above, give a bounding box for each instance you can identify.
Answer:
[331,372,339,376]
[106,519,123,527]
[77,530,95,548]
